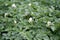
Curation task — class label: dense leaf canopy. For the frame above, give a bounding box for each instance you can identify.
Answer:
[0,0,60,40]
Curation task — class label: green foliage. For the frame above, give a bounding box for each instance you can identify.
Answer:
[0,0,60,40]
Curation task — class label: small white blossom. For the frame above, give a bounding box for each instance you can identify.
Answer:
[12,4,16,8]
[28,3,31,6]
[14,20,17,23]
[46,21,52,27]
[28,17,33,23]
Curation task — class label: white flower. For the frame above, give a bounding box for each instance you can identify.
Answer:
[28,3,31,6]
[12,4,16,8]
[14,20,17,23]
[46,21,52,27]
[28,17,33,23]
